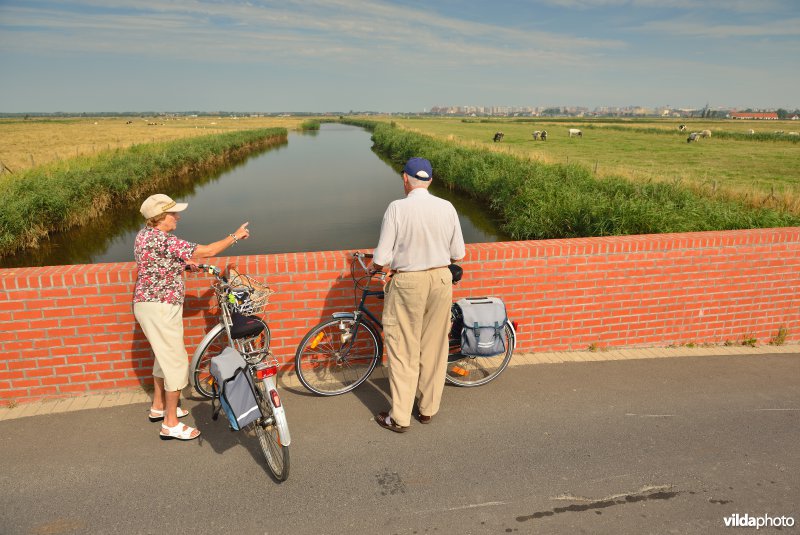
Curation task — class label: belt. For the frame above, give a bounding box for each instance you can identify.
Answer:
[392,266,448,274]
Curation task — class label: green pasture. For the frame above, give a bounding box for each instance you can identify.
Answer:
[343,119,799,241]
[382,117,800,211]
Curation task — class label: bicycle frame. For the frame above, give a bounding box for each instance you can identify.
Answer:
[350,252,518,364]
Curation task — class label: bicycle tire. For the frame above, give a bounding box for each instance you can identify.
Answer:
[445,322,516,387]
[191,326,228,399]
[294,316,382,395]
[253,380,290,481]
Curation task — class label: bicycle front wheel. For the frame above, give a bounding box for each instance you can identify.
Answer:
[253,380,290,481]
[294,317,381,395]
[446,322,516,387]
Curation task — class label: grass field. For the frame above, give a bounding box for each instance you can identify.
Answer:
[352,120,798,241]
[0,115,307,174]
[378,117,800,214]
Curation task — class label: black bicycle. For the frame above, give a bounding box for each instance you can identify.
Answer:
[294,252,517,396]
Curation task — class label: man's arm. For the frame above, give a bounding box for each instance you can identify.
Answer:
[371,205,396,272]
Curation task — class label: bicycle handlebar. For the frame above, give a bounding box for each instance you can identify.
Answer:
[194,263,227,282]
[352,252,384,281]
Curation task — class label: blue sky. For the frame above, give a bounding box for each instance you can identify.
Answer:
[0,0,798,113]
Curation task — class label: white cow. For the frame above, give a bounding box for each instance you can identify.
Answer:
[700,129,712,138]
[568,128,582,138]
[532,130,541,140]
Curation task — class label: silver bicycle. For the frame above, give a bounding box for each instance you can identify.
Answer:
[189,264,290,481]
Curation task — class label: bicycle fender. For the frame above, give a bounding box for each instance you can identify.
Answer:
[506,319,517,350]
[261,375,291,446]
[331,312,356,320]
[189,322,225,390]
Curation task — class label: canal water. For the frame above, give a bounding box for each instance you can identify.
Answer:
[3,124,510,267]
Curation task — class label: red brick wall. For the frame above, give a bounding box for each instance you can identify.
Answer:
[2,227,798,406]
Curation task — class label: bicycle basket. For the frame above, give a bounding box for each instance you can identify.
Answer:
[226,268,274,316]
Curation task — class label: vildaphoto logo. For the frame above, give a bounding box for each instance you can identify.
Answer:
[723,513,795,529]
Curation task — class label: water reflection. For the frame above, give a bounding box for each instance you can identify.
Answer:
[2,124,509,267]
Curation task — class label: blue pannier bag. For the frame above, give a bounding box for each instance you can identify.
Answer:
[210,346,262,430]
[456,297,508,357]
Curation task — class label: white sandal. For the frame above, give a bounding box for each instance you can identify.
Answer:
[149,407,189,422]
[160,423,201,441]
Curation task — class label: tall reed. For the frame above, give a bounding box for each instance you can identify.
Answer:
[0,128,286,257]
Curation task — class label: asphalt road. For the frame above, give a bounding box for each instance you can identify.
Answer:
[2,354,798,535]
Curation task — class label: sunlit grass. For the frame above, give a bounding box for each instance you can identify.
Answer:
[363,116,800,214]
[346,119,800,240]
[0,128,287,257]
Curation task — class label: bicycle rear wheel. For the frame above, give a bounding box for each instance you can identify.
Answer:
[446,322,515,387]
[253,380,290,481]
[191,325,269,399]
[294,317,381,395]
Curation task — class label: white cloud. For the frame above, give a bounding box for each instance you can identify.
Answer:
[0,0,626,67]
[639,17,800,38]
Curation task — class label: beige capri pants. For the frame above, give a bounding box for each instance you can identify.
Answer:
[133,302,190,392]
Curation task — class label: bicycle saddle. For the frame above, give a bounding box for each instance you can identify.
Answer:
[449,263,463,284]
[230,312,266,339]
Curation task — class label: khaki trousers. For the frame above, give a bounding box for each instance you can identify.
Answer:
[383,268,452,427]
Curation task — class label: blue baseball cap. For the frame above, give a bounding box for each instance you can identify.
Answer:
[403,157,432,180]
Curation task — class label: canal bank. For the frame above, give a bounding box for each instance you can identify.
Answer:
[0,128,288,265]
[2,123,509,267]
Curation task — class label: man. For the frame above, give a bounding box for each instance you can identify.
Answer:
[370,157,466,432]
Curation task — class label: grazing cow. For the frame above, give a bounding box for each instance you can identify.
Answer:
[700,129,712,138]
[788,132,799,136]
[748,129,755,134]
[568,128,582,138]
[532,130,541,140]
[678,124,687,132]
[687,132,701,143]
[540,130,547,141]
[493,132,504,142]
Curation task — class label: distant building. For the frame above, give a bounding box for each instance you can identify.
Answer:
[729,112,779,120]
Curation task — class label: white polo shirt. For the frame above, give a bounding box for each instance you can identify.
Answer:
[373,188,465,272]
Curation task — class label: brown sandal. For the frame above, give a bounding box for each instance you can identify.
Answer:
[375,412,409,433]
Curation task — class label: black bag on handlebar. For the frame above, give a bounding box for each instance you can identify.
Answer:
[210,347,262,431]
[455,297,508,357]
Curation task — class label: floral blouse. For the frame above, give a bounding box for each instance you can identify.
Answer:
[133,227,198,305]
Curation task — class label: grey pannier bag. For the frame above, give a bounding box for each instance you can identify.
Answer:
[456,297,508,357]
[210,346,262,431]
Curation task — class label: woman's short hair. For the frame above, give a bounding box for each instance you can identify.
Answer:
[146,213,169,227]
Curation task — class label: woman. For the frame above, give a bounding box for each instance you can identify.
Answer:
[133,193,250,441]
